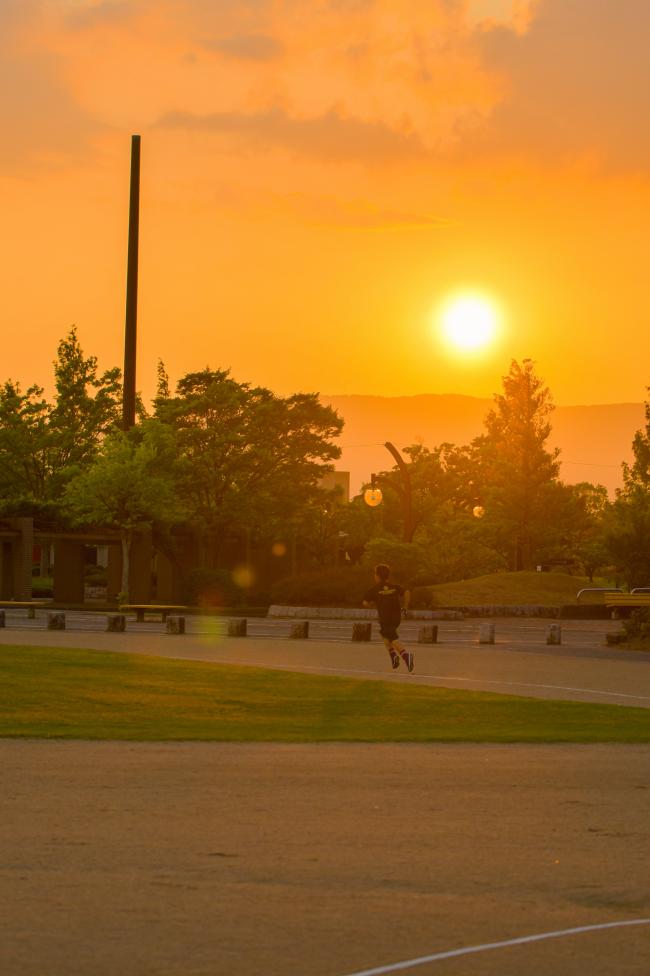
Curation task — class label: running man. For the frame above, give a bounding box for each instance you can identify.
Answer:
[362,563,414,672]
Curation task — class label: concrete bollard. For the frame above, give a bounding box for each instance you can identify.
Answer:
[27,606,36,619]
[47,612,66,631]
[0,610,5,628]
[546,624,562,645]
[166,615,186,635]
[289,621,310,639]
[106,614,126,633]
[478,623,495,644]
[418,624,438,644]
[352,622,372,642]
[228,618,247,637]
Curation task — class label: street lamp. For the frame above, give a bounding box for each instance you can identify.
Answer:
[363,473,383,507]
[384,441,414,542]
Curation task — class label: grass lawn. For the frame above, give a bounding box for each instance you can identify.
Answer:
[426,571,613,608]
[1,645,649,742]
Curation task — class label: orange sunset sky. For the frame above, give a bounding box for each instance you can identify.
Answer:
[1,0,649,406]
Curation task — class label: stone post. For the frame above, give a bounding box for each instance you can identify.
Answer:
[289,621,310,639]
[47,612,66,630]
[352,622,372,641]
[228,618,247,637]
[166,615,186,635]
[546,624,562,645]
[418,625,438,644]
[106,614,126,632]
[478,623,495,644]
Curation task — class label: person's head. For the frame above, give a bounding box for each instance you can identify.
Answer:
[374,563,390,584]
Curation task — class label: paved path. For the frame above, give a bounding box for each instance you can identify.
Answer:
[1,742,649,976]
[2,614,649,707]
[3,617,650,974]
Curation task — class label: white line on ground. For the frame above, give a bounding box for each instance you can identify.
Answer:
[238,661,650,705]
[338,918,650,976]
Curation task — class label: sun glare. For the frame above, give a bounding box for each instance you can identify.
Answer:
[438,293,501,353]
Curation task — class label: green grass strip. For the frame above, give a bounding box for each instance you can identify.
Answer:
[1,645,649,742]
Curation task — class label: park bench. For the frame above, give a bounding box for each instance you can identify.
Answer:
[0,600,49,618]
[604,592,650,617]
[118,604,188,623]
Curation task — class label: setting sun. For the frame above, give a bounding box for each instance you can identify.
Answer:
[439,293,502,353]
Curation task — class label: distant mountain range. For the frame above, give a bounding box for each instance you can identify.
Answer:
[320,394,646,497]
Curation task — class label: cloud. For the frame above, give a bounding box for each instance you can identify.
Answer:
[65,2,134,31]
[203,32,284,61]
[0,2,102,172]
[156,106,427,162]
[473,0,650,167]
[271,192,453,229]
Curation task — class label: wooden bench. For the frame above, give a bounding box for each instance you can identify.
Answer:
[604,592,650,617]
[0,600,49,618]
[119,604,188,623]
[604,593,650,606]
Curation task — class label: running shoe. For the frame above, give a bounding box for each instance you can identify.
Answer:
[402,651,414,673]
[390,651,400,670]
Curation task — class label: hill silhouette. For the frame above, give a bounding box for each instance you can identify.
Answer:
[320,394,644,497]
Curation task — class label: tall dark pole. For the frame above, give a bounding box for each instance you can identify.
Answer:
[122,134,141,431]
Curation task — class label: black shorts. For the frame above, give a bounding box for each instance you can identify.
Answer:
[379,620,400,642]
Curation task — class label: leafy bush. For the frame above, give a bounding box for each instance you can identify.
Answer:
[362,538,433,586]
[270,566,373,607]
[184,567,245,607]
[622,609,650,642]
[184,566,270,608]
[84,565,107,584]
[31,576,53,598]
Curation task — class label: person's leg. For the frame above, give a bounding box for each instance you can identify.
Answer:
[382,636,400,669]
[392,633,414,673]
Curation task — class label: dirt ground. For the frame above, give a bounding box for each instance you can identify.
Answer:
[1,742,649,976]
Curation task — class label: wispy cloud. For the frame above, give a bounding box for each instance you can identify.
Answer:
[264,192,454,229]
[202,32,284,61]
[156,106,427,162]
[65,2,134,31]
[472,0,650,167]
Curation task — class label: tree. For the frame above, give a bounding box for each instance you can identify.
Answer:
[0,381,50,511]
[48,327,122,477]
[155,369,343,562]
[64,422,183,600]
[0,328,121,517]
[474,359,561,570]
[605,387,650,588]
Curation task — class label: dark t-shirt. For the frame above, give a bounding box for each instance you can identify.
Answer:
[364,582,404,624]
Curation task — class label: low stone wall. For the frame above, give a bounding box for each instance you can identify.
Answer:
[455,605,559,618]
[268,604,563,620]
[268,606,464,621]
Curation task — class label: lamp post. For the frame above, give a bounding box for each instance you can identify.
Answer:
[364,473,383,508]
[384,441,414,542]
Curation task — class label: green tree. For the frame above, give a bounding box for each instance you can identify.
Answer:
[155,369,343,562]
[474,359,561,570]
[0,380,52,514]
[48,327,122,477]
[605,388,650,588]
[64,422,183,600]
[0,328,121,516]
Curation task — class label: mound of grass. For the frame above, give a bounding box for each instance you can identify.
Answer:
[418,571,613,608]
[1,645,648,743]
